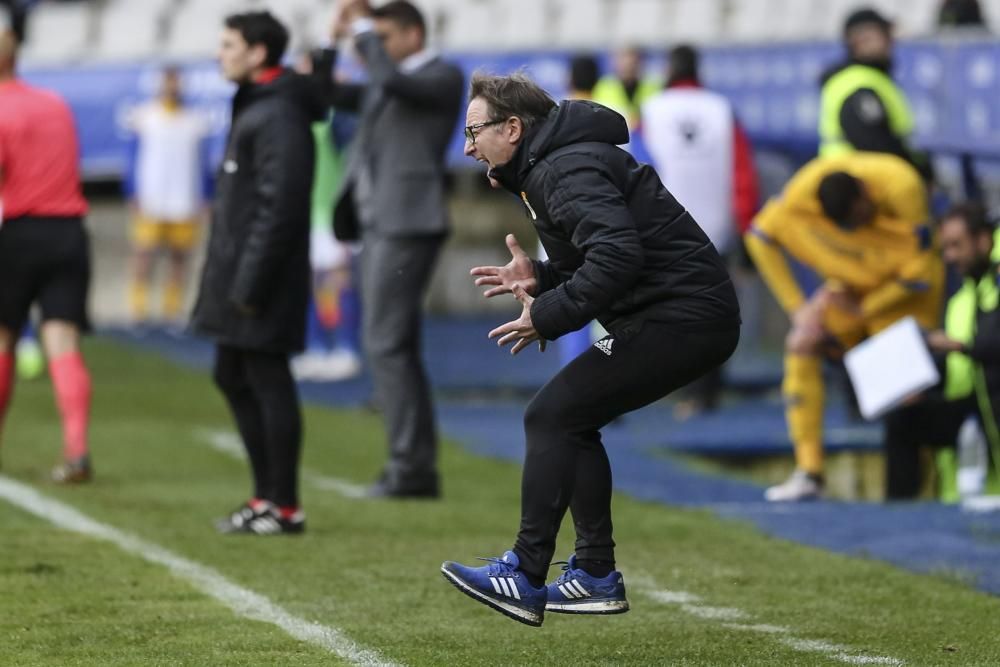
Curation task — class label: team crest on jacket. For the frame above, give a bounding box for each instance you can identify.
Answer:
[520,191,537,220]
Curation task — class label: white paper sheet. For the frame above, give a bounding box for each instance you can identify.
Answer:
[844,316,941,420]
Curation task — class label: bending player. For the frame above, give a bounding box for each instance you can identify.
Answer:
[745,152,944,501]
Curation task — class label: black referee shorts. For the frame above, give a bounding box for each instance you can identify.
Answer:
[0,216,91,334]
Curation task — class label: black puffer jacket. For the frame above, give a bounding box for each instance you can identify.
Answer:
[191,70,324,353]
[490,100,740,341]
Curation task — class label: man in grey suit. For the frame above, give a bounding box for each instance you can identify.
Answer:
[326,0,464,497]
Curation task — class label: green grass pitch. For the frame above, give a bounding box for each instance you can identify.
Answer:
[2,339,999,665]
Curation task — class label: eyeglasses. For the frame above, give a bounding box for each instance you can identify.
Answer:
[464,119,505,145]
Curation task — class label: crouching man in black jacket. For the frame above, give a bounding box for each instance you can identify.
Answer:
[191,11,324,535]
[441,73,741,626]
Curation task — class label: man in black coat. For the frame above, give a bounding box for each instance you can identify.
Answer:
[191,11,324,535]
[441,74,741,627]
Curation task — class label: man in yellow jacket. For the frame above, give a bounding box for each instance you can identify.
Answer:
[819,7,930,180]
[591,46,660,131]
[745,153,944,501]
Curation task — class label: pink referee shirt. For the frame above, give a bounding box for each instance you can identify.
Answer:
[0,79,87,220]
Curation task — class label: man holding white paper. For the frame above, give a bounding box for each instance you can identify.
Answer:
[920,204,1000,495]
[925,203,1000,398]
[745,153,944,501]
[873,203,1000,499]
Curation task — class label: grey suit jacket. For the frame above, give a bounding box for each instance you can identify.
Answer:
[326,34,465,240]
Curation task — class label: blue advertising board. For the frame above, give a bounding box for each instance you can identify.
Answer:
[20,39,1000,179]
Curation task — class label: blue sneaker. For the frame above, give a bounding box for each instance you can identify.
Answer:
[545,555,630,614]
[440,551,547,627]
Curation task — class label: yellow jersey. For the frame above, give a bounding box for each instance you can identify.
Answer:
[746,153,942,320]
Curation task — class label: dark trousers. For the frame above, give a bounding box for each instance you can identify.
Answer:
[513,322,739,578]
[212,345,302,507]
[359,234,444,490]
[883,395,974,499]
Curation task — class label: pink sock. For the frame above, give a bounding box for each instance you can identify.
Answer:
[49,351,91,460]
[0,352,13,438]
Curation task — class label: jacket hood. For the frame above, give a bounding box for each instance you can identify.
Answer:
[491,100,629,193]
[234,69,327,122]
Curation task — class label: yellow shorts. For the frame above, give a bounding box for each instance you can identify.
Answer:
[131,215,200,252]
[823,289,942,350]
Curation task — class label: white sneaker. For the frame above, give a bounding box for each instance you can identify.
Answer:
[312,349,362,381]
[764,470,823,502]
[291,352,328,380]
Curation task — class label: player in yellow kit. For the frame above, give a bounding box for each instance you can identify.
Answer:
[745,152,944,501]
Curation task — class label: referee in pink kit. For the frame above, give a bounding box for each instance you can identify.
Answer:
[0,5,94,482]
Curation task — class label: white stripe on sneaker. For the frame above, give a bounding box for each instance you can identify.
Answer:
[569,580,590,597]
[251,516,281,534]
[488,576,523,600]
[508,578,520,601]
[558,583,578,599]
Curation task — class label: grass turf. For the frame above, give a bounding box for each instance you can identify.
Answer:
[1,338,999,665]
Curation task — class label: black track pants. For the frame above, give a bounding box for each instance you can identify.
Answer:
[513,322,739,578]
[213,345,303,508]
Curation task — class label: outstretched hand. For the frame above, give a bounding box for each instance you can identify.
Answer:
[488,283,546,355]
[470,234,538,299]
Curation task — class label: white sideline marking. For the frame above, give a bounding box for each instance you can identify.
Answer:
[645,589,700,604]
[196,429,368,499]
[834,656,906,665]
[639,582,903,666]
[782,638,850,653]
[682,604,746,621]
[722,622,790,634]
[0,475,396,667]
